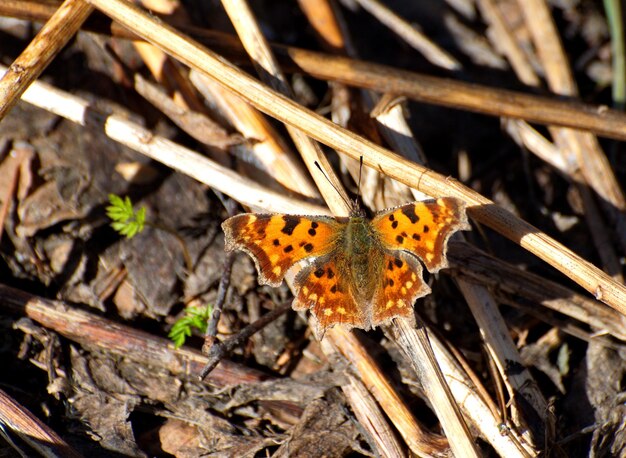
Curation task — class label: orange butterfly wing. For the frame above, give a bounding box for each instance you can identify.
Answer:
[370,197,469,325]
[293,258,366,335]
[222,213,345,286]
[372,197,469,272]
[371,252,430,326]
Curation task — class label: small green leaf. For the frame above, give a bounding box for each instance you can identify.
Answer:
[106,194,147,239]
[108,194,124,207]
[168,305,213,348]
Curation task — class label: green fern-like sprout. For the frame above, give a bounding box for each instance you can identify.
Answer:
[106,194,146,238]
[169,305,213,348]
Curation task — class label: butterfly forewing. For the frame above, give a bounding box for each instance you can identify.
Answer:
[372,197,469,272]
[222,213,344,286]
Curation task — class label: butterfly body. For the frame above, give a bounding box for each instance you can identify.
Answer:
[338,215,386,302]
[222,197,469,337]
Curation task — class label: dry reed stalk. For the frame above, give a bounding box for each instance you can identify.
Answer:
[476,0,541,87]
[220,0,347,211]
[477,0,624,282]
[190,74,320,197]
[0,0,93,119]
[6,2,626,142]
[133,41,195,109]
[391,319,534,457]
[517,0,626,255]
[450,242,626,342]
[337,375,407,458]
[0,284,284,388]
[0,388,81,457]
[351,0,461,70]
[477,0,625,288]
[0,64,326,216]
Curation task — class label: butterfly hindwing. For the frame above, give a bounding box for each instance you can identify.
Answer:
[222,213,344,286]
[293,257,366,335]
[372,197,469,272]
[371,252,429,326]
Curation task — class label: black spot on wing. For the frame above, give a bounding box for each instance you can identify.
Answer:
[401,206,420,223]
[284,245,293,253]
[281,216,301,235]
[391,220,399,229]
[304,243,314,253]
[314,268,325,278]
[412,233,421,241]
[423,225,430,233]
[394,258,403,268]
[327,269,335,279]
[396,235,404,244]
[273,239,280,246]
[308,228,317,236]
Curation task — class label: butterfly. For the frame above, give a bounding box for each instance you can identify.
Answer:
[222,197,469,337]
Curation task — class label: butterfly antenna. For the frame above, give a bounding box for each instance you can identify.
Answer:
[355,156,364,209]
[313,161,352,210]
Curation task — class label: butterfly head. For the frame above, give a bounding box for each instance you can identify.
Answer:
[349,196,366,218]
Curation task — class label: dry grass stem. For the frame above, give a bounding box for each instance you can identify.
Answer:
[422,328,535,457]
[476,0,540,86]
[0,0,93,119]
[329,328,454,455]
[503,120,568,174]
[478,0,624,280]
[391,319,481,457]
[133,73,241,149]
[0,64,325,215]
[320,340,408,458]
[450,242,626,342]
[352,0,461,70]
[282,51,626,141]
[0,388,81,457]
[518,0,626,253]
[190,73,319,198]
[220,0,348,214]
[6,2,626,141]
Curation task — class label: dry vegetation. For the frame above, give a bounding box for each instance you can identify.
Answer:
[1,0,626,456]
